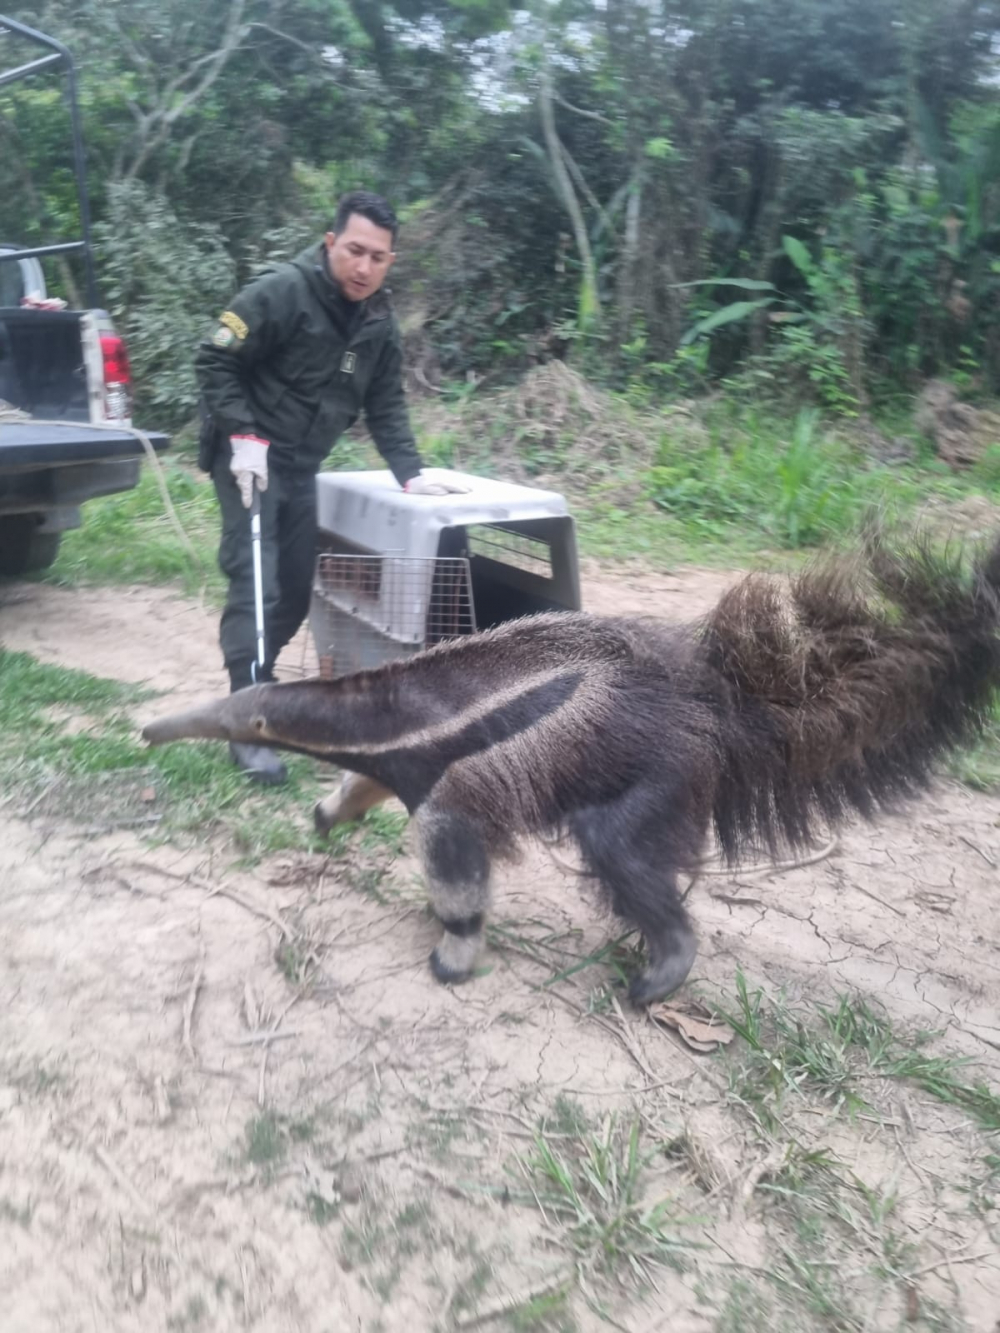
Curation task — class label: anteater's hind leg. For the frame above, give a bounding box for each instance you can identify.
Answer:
[415,805,492,986]
[314,772,395,835]
[571,781,701,1006]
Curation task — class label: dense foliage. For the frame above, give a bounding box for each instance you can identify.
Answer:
[3,1,1000,424]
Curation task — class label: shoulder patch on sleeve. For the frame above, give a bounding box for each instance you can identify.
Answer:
[212,325,236,348]
[219,310,249,341]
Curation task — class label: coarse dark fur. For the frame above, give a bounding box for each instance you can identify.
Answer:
[143,530,1000,1004]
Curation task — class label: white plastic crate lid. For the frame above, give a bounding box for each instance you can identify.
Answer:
[316,469,573,562]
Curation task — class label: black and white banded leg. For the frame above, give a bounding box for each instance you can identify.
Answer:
[415,806,492,985]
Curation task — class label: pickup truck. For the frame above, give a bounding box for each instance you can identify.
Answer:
[0,14,168,577]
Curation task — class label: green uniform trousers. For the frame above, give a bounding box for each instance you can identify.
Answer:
[212,449,318,692]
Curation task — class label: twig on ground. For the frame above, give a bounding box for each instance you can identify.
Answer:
[958,833,997,869]
[207,883,296,940]
[258,991,302,1108]
[732,1144,787,1219]
[608,994,658,1082]
[237,1246,252,1322]
[227,1030,302,1048]
[121,861,295,940]
[452,1272,573,1329]
[853,883,907,917]
[962,1026,1000,1053]
[892,1124,933,1198]
[906,1247,996,1279]
[92,1143,154,1219]
[182,949,205,1061]
[411,1164,495,1208]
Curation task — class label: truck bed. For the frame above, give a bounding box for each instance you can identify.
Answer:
[0,420,169,466]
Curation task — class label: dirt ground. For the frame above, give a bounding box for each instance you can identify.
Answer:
[1,559,999,1333]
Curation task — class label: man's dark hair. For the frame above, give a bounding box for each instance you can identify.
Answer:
[330,191,399,245]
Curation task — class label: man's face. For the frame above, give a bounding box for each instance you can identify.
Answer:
[325,214,396,302]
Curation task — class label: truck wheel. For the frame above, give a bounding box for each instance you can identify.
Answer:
[0,515,62,577]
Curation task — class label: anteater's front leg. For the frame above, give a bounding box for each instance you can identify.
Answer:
[314,772,395,834]
[415,806,492,985]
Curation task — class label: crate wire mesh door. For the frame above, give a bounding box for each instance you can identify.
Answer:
[310,553,477,678]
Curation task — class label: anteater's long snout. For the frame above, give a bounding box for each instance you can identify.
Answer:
[142,698,235,746]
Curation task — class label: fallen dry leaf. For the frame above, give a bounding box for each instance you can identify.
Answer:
[904,1283,920,1322]
[649,1001,735,1053]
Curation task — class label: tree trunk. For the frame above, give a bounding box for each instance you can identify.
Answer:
[538,57,602,328]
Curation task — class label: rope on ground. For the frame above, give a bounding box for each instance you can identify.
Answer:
[695,833,839,878]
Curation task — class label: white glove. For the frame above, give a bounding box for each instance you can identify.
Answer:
[403,469,472,497]
[229,433,269,508]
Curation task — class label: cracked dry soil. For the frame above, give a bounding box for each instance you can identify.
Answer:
[0,560,998,1332]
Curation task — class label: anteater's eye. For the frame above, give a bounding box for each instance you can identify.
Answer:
[252,715,266,733]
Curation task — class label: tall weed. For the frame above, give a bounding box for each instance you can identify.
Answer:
[646,409,861,549]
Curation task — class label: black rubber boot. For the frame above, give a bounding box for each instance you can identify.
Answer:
[229,741,288,787]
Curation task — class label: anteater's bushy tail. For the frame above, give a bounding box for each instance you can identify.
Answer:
[705,528,1000,864]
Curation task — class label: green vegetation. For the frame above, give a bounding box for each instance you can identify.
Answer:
[6,0,1000,422]
[511,1115,697,1292]
[0,649,331,860]
[244,1111,288,1168]
[46,452,222,596]
[721,974,1000,1134]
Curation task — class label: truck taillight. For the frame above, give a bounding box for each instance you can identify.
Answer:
[99,332,132,423]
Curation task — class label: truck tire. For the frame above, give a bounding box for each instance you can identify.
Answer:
[0,514,62,576]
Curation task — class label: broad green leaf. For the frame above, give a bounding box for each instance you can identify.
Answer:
[782,235,814,277]
[681,298,775,345]
[672,278,778,291]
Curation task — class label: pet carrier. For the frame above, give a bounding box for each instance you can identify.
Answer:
[309,469,580,676]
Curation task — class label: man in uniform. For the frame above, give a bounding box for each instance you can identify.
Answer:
[196,190,468,785]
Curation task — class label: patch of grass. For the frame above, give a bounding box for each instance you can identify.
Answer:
[543,930,641,992]
[166,1294,208,1331]
[288,1113,322,1144]
[339,1189,434,1296]
[358,806,409,857]
[721,974,1000,1133]
[946,701,1000,793]
[577,398,999,568]
[507,1287,577,1333]
[2,656,149,714]
[545,1095,590,1138]
[0,648,335,861]
[411,1104,482,1161]
[394,1199,434,1259]
[450,1249,495,1318]
[346,865,396,905]
[713,1278,786,1333]
[305,1190,340,1226]
[244,1111,287,1168]
[511,1116,697,1292]
[753,1146,975,1332]
[339,1208,383,1270]
[646,408,862,550]
[274,931,319,986]
[485,917,595,982]
[45,456,224,598]
[705,1141,970,1332]
[0,1197,34,1227]
[6,1059,65,1098]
